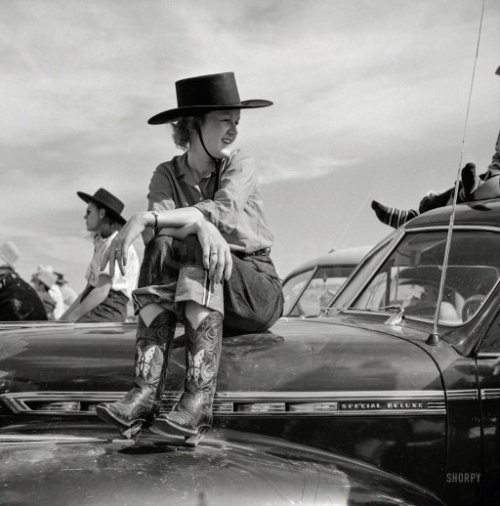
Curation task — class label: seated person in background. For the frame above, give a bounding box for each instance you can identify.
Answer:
[31,270,58,320]
[372,129,500,228]
[405,284,459,322]
[55,271,78,311]
[33,265,65,319]
[61,188,140,322]
[0,241,47,321]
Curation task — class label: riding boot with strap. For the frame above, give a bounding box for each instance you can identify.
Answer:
[150,311,223,438]
[96,310,176,436]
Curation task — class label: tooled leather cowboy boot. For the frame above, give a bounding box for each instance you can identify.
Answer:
[150,311,223,438]
[96,310,176,435]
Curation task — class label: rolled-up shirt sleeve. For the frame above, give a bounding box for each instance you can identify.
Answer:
[147,164,177,212]
[194,151,257,233]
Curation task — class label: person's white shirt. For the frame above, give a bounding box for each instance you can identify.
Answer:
[86,231,140,298]
[58,283,78,308]
[34,265,66,320]
[49,284,65,320]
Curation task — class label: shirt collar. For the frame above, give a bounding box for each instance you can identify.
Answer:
[174,152,219,181]
[173,153,187,178]
[91,230,118,244]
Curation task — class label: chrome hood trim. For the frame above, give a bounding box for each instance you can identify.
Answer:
[1,389,447,417]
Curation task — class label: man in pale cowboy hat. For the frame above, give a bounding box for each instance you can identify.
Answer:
[0,241,48,321]
[32,265,65,319]
[31,268,59,320]
[61,188,140,323]
[97,72,283,442]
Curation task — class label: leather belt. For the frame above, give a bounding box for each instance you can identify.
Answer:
[234,247,271,259]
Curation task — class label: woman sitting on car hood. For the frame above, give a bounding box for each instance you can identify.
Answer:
[97,72,284,440]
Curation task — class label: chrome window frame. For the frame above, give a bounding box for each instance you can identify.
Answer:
[330,225,500,329]
[282,267,318,317]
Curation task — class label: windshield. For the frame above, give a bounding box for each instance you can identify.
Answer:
[344,229,500,326]
[330,232,400,309]
[283,265,355,317]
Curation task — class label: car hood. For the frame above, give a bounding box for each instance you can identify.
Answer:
[220,316,443,393]
[0,317,443,398]
[0,423,442,506]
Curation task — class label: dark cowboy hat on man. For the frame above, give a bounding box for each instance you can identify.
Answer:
[77,188,127,225]
[147,72,273,125]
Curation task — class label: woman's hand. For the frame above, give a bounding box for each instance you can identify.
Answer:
[101,213,148,277]
[195,220,233,283]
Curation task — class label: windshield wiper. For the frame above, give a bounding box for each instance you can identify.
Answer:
[340,304,401,313]
[337,304,406,325]
[376,304,404,313]
[382,305,406,325]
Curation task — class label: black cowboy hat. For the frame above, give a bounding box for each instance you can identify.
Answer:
[76,188,127,225]
[54,271,67,285]
[147,72,273,125]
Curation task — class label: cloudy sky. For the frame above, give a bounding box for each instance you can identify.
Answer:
[2,0,499,292]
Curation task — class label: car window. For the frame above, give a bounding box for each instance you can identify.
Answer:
[351,230,500,326]
[287,266,355,317]
[478,313,500,353]
[282,269,314,315]
[331,232,399,309]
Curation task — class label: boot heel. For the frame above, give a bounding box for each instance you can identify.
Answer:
[121,422,145,440]
[96,403,147,435]
[149,414,198,438]
[148,426,206,447]
[184,425,210,447]
[184,433,203,447]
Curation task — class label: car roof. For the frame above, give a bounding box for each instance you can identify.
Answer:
[283,245,372,282]
[405,198,500,229]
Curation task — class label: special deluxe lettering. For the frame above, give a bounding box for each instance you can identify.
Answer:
[340,400,426,410]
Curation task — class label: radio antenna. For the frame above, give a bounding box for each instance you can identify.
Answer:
[427,0,487,345]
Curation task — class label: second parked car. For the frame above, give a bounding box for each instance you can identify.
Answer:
[282,246,371,317]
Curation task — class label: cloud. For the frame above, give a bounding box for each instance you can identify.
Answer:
[1,0,498,283]
[253,149,363,183]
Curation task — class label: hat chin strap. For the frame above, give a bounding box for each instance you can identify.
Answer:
[196,126,222,169]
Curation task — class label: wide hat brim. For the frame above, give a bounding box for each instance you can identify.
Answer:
[148,99,273,125]
[34,270,58,289]
[77,191,127,225]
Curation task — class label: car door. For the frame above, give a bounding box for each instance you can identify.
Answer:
[476,314,500,505]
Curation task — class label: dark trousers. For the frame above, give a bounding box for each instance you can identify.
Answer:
[77,286,129,323]
[134,234,283,334]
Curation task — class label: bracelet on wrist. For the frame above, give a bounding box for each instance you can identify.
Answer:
[151,210,159,235]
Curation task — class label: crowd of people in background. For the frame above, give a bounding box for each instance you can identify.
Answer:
[0,187,140,323]
[0,241,48,321]
[3,125,500,323]
[29,266,78,320]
